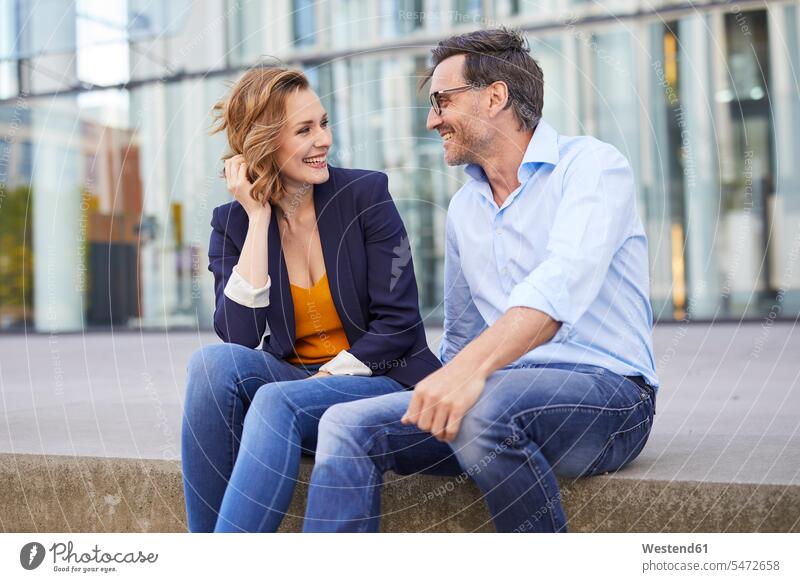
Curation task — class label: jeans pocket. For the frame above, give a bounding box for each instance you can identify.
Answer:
[586,408,653,476]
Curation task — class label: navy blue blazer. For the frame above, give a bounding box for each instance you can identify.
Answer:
[208,165,442,387]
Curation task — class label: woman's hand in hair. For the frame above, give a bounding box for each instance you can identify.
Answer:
[224,154,270,220]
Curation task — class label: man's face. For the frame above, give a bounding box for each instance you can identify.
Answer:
[426,55,490,166]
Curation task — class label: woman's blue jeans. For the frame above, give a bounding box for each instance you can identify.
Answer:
[180,343,405,532]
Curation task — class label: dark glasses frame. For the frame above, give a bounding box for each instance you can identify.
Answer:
[429,84,478,115]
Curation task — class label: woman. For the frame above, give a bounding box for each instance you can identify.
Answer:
[181,66,441,532]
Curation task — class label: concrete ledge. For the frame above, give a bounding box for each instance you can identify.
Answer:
[2,453,798,533]
[3,328,799,532]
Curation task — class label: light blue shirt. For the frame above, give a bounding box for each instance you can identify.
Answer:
[439,119,659,389]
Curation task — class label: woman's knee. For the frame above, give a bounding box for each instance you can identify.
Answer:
[316,401,373,455]
[249,381,292,414]
[244,380,304,431]
[184,344,249,415]
[242,380,321,450]
[186,344,237,383]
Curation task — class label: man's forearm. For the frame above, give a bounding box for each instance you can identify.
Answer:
[450,307,561,378]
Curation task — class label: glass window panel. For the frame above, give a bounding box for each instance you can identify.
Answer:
[293,0,317,47]
[591,29,641,178]
[768,3,800,316]
[716,10,775,317]
[528,35,567,133]
[2,1,798,332]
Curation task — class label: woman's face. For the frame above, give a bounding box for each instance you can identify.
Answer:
[274,88,332,192]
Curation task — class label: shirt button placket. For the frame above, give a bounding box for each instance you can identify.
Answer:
[494,212,510,291]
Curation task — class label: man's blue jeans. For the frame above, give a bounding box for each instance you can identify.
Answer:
[181,343,405,532]
[303,363,656,532]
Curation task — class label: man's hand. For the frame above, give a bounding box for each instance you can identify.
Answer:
[401,359,487,442]
[402,307,561,443]
[308,370,332,379]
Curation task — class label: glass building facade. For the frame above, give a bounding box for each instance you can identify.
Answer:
[1,0,799,333]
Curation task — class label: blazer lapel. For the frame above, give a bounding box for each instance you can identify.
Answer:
[314,169,364,344]
[266,210,295,356]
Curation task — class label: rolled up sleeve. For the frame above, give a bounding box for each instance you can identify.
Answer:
[506,145,635,342]
[224,265,272,308]
[209,206,271,348]
[319,350,373,376]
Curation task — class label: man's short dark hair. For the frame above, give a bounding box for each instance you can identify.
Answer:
[422,27,544,131]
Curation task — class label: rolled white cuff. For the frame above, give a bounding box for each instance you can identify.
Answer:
[319,350,372,376]
[224,265,271,308]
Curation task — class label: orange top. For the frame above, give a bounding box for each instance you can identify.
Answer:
[286,273,350,366]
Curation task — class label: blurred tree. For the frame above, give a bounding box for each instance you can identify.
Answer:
[0,185,33,328]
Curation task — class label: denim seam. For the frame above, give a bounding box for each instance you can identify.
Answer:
[228,386,237,475]
[520,442,561,532]
[609,416,653,469]
[508,396,648,478]
[233,376,272,390]
[506,415,563,532]
[361,426,402,473]
[360,460,380,533]
[351,425,443,532]
[293,404,333,417]
[509,398,645,426]
[256,416,300,532]
[353,427,394,532]
[226,376,273,505]
[588,413,651,475]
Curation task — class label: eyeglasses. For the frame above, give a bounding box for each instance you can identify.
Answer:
[429,84,478,116]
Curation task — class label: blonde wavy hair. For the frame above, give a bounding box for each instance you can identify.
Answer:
[209,66,310,205]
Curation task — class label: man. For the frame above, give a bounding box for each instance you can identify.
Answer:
[302,27,658,533]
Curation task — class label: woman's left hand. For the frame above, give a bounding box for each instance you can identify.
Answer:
[308,370,332,380]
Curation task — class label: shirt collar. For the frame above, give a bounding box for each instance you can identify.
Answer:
[464,118,560,185]
[521,118,560,167]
